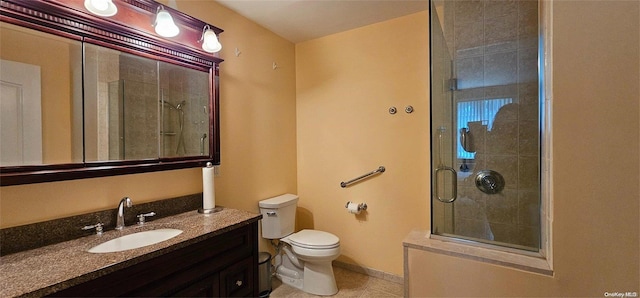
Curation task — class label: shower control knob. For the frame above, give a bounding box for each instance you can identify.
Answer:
[483,177,497,189]
[475,170,505,194]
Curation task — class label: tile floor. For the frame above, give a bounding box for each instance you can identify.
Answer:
[268,266,404,297]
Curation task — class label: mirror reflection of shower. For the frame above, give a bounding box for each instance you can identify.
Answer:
[160,94,187,156]
[200,133,207,156]
[102,56,210,160]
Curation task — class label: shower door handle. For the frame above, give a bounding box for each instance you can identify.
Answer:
[435,166,457,203]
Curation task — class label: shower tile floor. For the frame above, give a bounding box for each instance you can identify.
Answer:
[269,266,404,297]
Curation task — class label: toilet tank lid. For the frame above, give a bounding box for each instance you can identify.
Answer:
[259,193,299,208]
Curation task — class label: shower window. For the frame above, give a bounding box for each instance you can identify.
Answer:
[457,98,513,159]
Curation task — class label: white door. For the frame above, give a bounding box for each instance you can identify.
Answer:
[0,59,42,166]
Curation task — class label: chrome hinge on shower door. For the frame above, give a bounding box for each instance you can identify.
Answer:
[448,78,458,91]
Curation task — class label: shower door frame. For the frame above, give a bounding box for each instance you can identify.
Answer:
[428,0,552,259]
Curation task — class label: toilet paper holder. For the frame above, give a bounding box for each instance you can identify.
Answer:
[345,201,367,212]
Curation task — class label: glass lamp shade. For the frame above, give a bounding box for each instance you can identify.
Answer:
[84,0,117,17]
[202,29,222,53]
[154,9,179,37]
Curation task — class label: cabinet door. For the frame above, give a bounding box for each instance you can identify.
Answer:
[219,257,255,297]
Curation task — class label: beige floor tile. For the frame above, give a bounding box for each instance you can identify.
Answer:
[360,288,403,297]
[267,265,403,298]
[364,278,404,297]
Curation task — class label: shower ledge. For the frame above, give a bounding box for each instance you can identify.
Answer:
[403,229,553,276]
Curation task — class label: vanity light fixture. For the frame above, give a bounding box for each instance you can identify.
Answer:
[84,0,117,17]
[200,25,222,53]
[153,5,179,38]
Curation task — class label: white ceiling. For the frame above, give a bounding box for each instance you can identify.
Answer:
[213,0,429,43]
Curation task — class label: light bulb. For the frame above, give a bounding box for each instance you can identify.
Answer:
[92,0,108,11]
[201,29,222,53]
[154,7,179,37]
[84,0,117,17]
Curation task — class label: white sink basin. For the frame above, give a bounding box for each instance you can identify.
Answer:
[88,229,183,253]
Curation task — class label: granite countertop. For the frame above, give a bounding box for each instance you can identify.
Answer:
[0,208,261,297]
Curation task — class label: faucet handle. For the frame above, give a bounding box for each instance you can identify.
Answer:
[137,212,156,225]
[82,223,104,235]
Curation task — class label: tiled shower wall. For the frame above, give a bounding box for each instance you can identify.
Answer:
[158,63,209,158]
[445,0,540,248]
[118,54,159,160]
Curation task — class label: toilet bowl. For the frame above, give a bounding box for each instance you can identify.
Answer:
[258,194,340,296]
[283,229,340,261]
[280,230,340,295]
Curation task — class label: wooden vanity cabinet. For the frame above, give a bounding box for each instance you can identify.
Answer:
[50,222,259,297]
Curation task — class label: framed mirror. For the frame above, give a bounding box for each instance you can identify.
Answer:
[0,0,222,186]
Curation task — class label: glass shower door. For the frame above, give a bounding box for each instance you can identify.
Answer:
[430,0,541,251]
[430,0,455,236]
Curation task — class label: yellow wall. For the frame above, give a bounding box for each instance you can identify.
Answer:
[0,24,76,164]
[296,11,430,276]
[0,1,297,232]
[408,1,640,296]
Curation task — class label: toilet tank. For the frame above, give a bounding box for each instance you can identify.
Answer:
[258,194,299,239]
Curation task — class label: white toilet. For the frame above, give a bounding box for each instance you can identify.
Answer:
[258,194,340,296]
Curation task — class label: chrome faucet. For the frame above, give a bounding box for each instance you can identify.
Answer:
[115,197,132,230]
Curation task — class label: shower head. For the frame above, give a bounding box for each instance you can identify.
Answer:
[160,100,186,110]
[160,99,176,110]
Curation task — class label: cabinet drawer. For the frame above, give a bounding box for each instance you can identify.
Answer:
[171,273,219,297]
[219,257,255,297]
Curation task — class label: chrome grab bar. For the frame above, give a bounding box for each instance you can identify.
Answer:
[435,166,457,203]
[340,166,385,188]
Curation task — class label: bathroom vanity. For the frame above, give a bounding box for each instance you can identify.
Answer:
[0,208,261,297]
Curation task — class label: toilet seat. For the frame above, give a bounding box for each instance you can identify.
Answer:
[284,229,340,249]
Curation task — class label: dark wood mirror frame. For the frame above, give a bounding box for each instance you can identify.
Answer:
[0,0,223,186]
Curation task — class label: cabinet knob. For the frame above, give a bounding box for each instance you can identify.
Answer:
[235,280,243,287]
